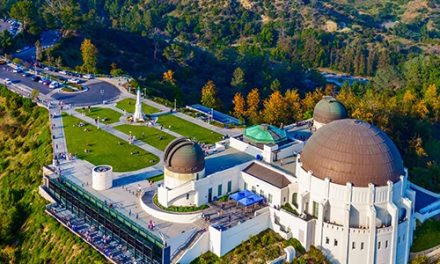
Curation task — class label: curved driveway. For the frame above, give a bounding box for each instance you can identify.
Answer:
[0,66,121,105]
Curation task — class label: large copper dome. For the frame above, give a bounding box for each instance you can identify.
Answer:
[313,96,348,124]
[301,119,404,186]
[164,138,205,174]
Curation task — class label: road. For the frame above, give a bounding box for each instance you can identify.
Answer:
[15,30,60,61]
[0,66,121,105]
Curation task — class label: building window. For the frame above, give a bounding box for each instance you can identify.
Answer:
[268,194,273,203]
[352,242,355,249]
[260,189,264,197]
[313,201,319,218]
[334,239,338,246]
[325,237,329,244]
[292,193,298,207]
[252,186,256,193]
[244,182,248,190]
[218,184,222,196]
[186,193,189,200]
[283,197,286,202]
[361,242,364,250]
[378,241,381,249]
[385,240,388,248]
[227,181,232,193]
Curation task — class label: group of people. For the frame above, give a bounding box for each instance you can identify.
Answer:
[147,219,156,230]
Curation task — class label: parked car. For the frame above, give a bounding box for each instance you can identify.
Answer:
[49,81,59,89]
[68,78,81,84]
[22,72,31,77]
[42,80,51,86]
[83,74,94,79]
[4,78,12,85]
[12,68,22,73]
[31,76,41,82]
[59,70,67,75]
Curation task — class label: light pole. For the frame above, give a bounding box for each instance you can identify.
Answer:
[100,89,104,104]
[174,98,176,112]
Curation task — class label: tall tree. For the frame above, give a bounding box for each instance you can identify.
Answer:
[10,1,39,35]
[0,31,12,54]
[163,70,176,85]
[201,80,219,109]
[246,88,261,124]
[44,0,82,36]
[284,89,302,122]
[35,40,42,62]
[262,90,288,125]
[80,39,98,74]
[232,92,246,121]
[231,67,246,90]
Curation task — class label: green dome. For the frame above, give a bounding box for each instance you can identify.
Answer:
[313,96,347,124]
[244,124,287,145]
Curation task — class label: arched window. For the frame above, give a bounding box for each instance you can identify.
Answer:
[292,193,298,207]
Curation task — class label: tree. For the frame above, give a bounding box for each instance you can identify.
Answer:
[10,1,40,35]
[80,39,98,74]
[246,88,261,124]
[232,92,246,121]
[231,67,246,89]
[284,89,302,122]
[270,79,281,92]
[0,31,12,54]
[163,70,176,85]
[31,89,39,101]
[35,40,42,62]
[44,0,82,35]
[201,80,219,109]
[262,90,288,125]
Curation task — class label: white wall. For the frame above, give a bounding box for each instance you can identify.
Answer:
[209,209,271,256]
[229,137,262,158]
[177,231,210,264]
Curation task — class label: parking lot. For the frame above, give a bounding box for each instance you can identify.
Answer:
[0,65,121,105]
[0,19,21,36]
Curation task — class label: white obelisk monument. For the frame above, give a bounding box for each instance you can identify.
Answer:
[133,88,145,122]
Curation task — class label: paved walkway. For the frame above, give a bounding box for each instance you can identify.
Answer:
[66,109,164,159]
[101,78,243,137]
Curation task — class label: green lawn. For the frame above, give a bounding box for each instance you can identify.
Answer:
[115,124,175,150]
[116,98,159,114]
[77,107,122,124]
[157,114,223,144]
[62,114,159,172]
[411,219,440,252]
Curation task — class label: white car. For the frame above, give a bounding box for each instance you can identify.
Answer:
[59,70,67,75]
[68,78,80,84]
[83,74,94,79]
[4,78,12,85]
[49,81,59,89]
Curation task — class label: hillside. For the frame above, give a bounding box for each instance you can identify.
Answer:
[0,86,106,263]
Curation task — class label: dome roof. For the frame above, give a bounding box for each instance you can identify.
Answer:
[313,96,348,124]
[164,138,205,174]
[301,119,404,187]
[244,124,287,145]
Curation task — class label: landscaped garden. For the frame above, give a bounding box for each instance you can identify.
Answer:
[157,114,223,144]
[411,219,440,252]
[116,98,159,114]
[62,114,159,172]
[115,124,175,150]
[191,229,307,264]
[153,194,208,213]
[77,107,122,124]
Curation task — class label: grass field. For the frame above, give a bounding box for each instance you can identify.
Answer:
[116,98,159,114]
[157,114,223,144]
[411,219,440,252]
[77,107,122,124]
[115,124,175,150]
[62,114,159,172]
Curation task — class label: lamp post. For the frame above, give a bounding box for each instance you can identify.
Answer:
[100,89,104,104]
